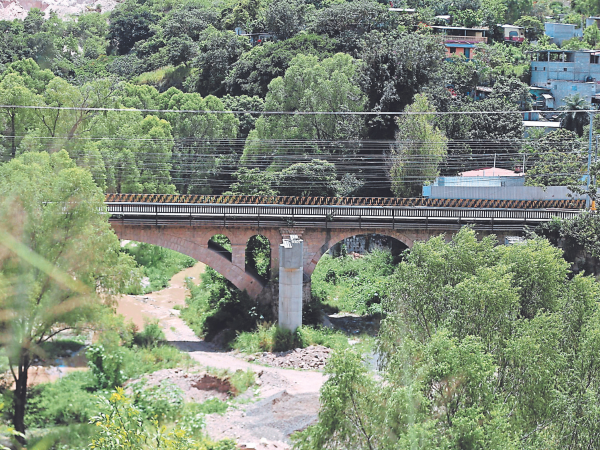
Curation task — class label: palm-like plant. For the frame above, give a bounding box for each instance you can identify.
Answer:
[560,93,591,137]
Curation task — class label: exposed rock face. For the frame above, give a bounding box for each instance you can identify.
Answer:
[0,0,118,20]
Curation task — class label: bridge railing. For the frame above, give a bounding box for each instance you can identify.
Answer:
[105,202,582,223]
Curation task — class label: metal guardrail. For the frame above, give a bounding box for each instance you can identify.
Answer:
[104,194,585,209]
[105,201,582,230]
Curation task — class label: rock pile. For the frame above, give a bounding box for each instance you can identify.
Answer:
[254,345,332,370]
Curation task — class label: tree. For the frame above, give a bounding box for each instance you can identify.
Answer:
[489,76,532,110]
[156,88,238,194]
[227,168,278,196]
[264,0,307,40]
[389,94,447,197]
[108,1,159,55]
[277,159,339,197]
[0,73,38,158]
[358,32,445,139]
[185,27,250,97]
[561,93,590,137]
[242,53,366,167]
[585,22,600,47]
[525,128,586,187]
[515,16,544,40]
[221,94,265,139]
[225,34,337,97]
[308,1,398,53]
[0,151,137,441]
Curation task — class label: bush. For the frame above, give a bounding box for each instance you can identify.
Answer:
[130,379,184,423]
[121,344,191,380]
[87,344,126,390]
[26,371,99,428]
[133,321,166,347]
[233,323,349,353]
[311,250,395,314]
[89,389,236,450]
[181,268,272,343]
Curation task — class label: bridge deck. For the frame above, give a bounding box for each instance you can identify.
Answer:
[106,199,582,231]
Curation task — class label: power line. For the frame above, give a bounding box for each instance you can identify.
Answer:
[0,104,587,116]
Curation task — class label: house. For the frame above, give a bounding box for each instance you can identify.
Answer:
[544,22,583,45]
[529,49,600,108]
[234,28,275,45]
[501,24,525,43]
[586,17,600,28]
[431,26,488,60]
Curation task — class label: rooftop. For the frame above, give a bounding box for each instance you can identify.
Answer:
[431,26,489,31]
[460,168,524,177]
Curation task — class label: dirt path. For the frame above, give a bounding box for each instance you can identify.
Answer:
[117,263,325,450]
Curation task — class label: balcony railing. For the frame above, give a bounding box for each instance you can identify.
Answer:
[443,36,488,44]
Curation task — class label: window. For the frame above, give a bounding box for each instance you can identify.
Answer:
[592,55,600,64]
[449,47,456,54]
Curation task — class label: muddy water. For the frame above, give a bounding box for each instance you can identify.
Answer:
[116,262,206,330]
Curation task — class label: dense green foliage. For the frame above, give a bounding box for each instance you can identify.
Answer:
[0,0,583,197]
[0,151,138,439]
[122,241,196,292]
[311,250,396,315]
[181,267,272,344]
[233,323,351,353]
[296,228,600,449]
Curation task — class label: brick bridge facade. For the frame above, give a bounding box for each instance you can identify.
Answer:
[111,222,516,305]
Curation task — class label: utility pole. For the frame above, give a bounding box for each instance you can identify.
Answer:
[588,110,595,209]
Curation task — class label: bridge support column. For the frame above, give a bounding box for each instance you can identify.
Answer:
[231,244,246,270]
[279,235,303,332]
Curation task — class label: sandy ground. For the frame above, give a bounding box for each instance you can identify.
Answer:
[116,263,326,450]
[116,262,206,330]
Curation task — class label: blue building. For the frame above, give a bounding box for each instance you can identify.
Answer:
[529,49,600,108]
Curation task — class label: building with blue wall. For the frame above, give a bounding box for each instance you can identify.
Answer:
[529,49,600,108]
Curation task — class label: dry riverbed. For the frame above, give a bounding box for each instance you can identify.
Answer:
[116,262,326,450]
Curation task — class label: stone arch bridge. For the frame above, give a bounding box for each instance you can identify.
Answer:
[107,194,581,318]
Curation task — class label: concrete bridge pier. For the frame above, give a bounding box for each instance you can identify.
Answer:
[278,235,304,331]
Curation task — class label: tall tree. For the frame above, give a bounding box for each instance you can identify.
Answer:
[0,151,137,442]
[389,94,447,197]
[358,32,444,139]
[561,93,590,137]
[242,53,366,167]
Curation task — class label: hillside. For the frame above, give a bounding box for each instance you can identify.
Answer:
[0,0,117,20]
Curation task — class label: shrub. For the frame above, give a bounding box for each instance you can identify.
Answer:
[311,250,395,314]
[121,344,190,379]
[87,344,126,390]
[25,371,99,428]
[130,379,184,423]
[181,268,272,343]
[89,389,236,450]
[133,321,166,348]
[233,323,355,354]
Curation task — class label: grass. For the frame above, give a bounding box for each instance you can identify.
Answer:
[232,323,355,353]
[132,64,192,91]
[204,367,256,396]
[122,241,196,293]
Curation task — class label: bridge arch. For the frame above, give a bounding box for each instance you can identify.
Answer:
[111,224,266,298]
[302,229,416,279]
